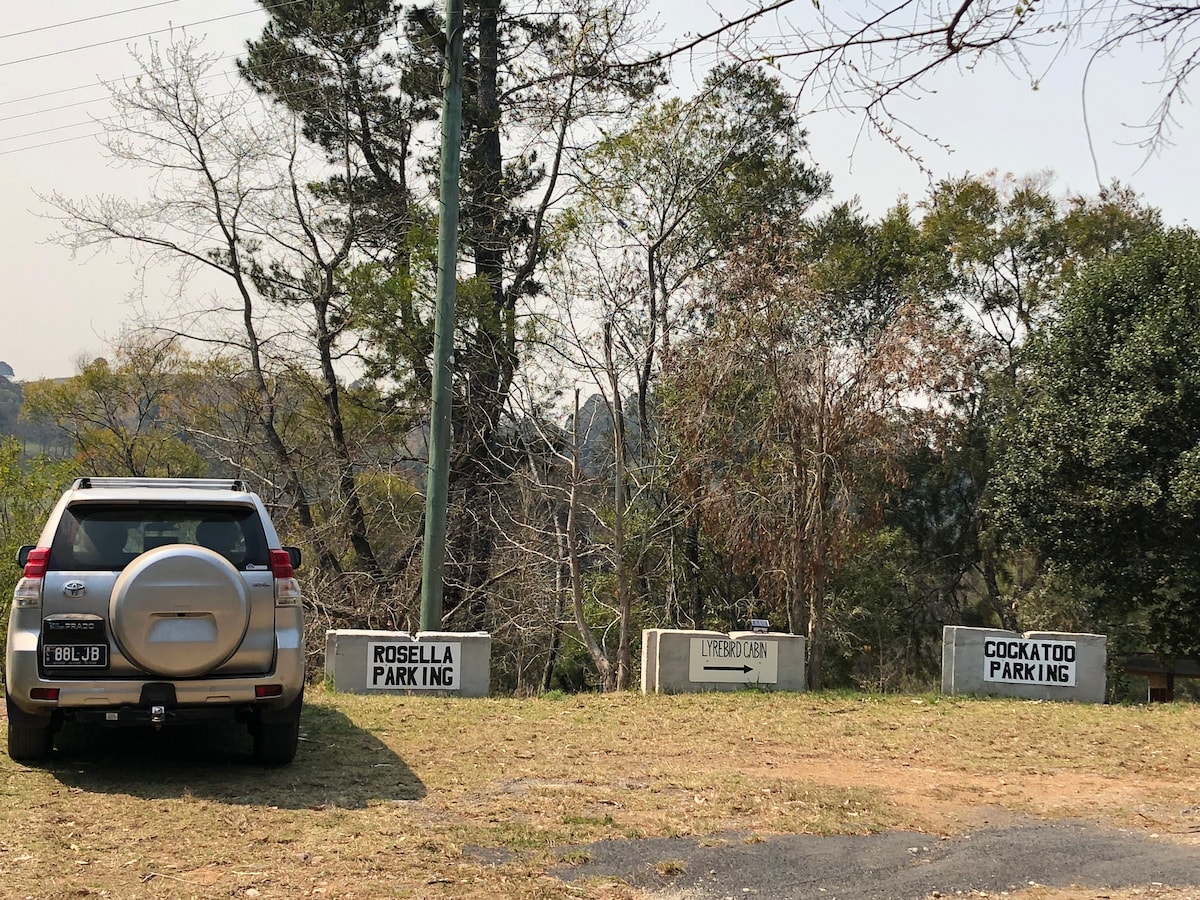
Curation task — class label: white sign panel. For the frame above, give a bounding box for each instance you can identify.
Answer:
[982,637,1077,687]
[368,641,460,690]
[689,637,778,684]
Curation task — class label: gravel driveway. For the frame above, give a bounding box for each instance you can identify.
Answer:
[551,819,1200,899]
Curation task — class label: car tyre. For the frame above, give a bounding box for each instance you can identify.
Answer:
[6,693,55,762]
[251,689,303,766]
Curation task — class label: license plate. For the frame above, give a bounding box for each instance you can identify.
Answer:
[43,644,108,668]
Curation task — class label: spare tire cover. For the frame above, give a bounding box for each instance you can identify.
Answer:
[110,544,251,677]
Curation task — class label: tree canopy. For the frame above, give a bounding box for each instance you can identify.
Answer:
[29,0,1200,691]
[993,227,1200,658]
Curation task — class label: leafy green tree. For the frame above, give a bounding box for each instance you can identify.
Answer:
[915,175,1161,631]
[20,342,206,478]
[0,440,74,637]
[574,63,829,437]
[0,376,21,437]
[921,175,1161,371]
[992,227,1200,659]
[541,65,829,667]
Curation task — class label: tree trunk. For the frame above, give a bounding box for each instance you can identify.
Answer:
[314,299,381,577]
[685,507,703,629]
[605,325,633,690]
[543,506,569,692]
[439,0,512,631]
[567,390,616,690]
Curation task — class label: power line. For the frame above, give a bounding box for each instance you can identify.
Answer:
[0,120,110,144]
[0,4,673,156]
[0,1,296,106]
[0,2,671,120]
[0,50,248,108]
[0,131,105,157]
[0,1,186,41]
[1,81,120,109]
[0,29,408,156]
[0,0,306,69]
[0,21,404,132]
[0,7,416,110]
[0,0,406,124]
[0,95,113,125]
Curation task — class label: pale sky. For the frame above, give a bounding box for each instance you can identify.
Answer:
[1,0,1195,381]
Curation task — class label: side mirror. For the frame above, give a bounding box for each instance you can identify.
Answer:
[16,545,34,568]
[284,546,302,571]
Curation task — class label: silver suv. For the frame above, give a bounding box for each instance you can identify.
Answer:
[4,477,305,764]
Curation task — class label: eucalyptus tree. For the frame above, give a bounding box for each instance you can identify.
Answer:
[535,65,829,678]
[570,63,829,442]
[663,205,969,689]
[921,175,1160,373]
[0,439,73,634]
[19,340,206,479]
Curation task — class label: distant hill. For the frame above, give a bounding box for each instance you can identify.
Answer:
[0,373,20,435]
[574,392,646,475]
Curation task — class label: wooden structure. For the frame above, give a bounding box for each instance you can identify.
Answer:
[1123,654,1200,702]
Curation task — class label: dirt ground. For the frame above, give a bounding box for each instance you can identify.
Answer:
[795,756,1200,836]
[4,691,1200,900]
[552,740,1200,899]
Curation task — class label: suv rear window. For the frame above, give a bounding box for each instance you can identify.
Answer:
[48,504,270,571]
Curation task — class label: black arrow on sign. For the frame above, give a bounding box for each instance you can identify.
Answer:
[704,664,753,673]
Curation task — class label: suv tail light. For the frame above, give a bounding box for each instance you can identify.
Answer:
[269,549,294,579]
[13,547,49,607]
[23,547,50,578]
[270,549,301,607]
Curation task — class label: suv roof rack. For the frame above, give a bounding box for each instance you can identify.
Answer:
[73,477,249,492]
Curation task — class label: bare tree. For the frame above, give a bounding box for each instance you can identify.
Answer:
[43,41,389,579]
[626,0,1200,159]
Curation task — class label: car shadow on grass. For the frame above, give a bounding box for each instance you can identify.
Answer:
[43,701,425,809]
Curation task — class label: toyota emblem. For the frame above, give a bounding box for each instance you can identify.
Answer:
[62,581,87,598]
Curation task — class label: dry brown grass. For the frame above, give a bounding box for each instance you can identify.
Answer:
[1,687,1198,899]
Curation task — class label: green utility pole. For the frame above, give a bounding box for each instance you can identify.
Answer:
[420,0,464,633]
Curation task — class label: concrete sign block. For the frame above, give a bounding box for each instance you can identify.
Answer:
[941,626,1107,703]
[325,629,491,697]
[641,628,807,694]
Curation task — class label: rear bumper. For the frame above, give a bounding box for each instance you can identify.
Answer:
[4,607,304,720]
